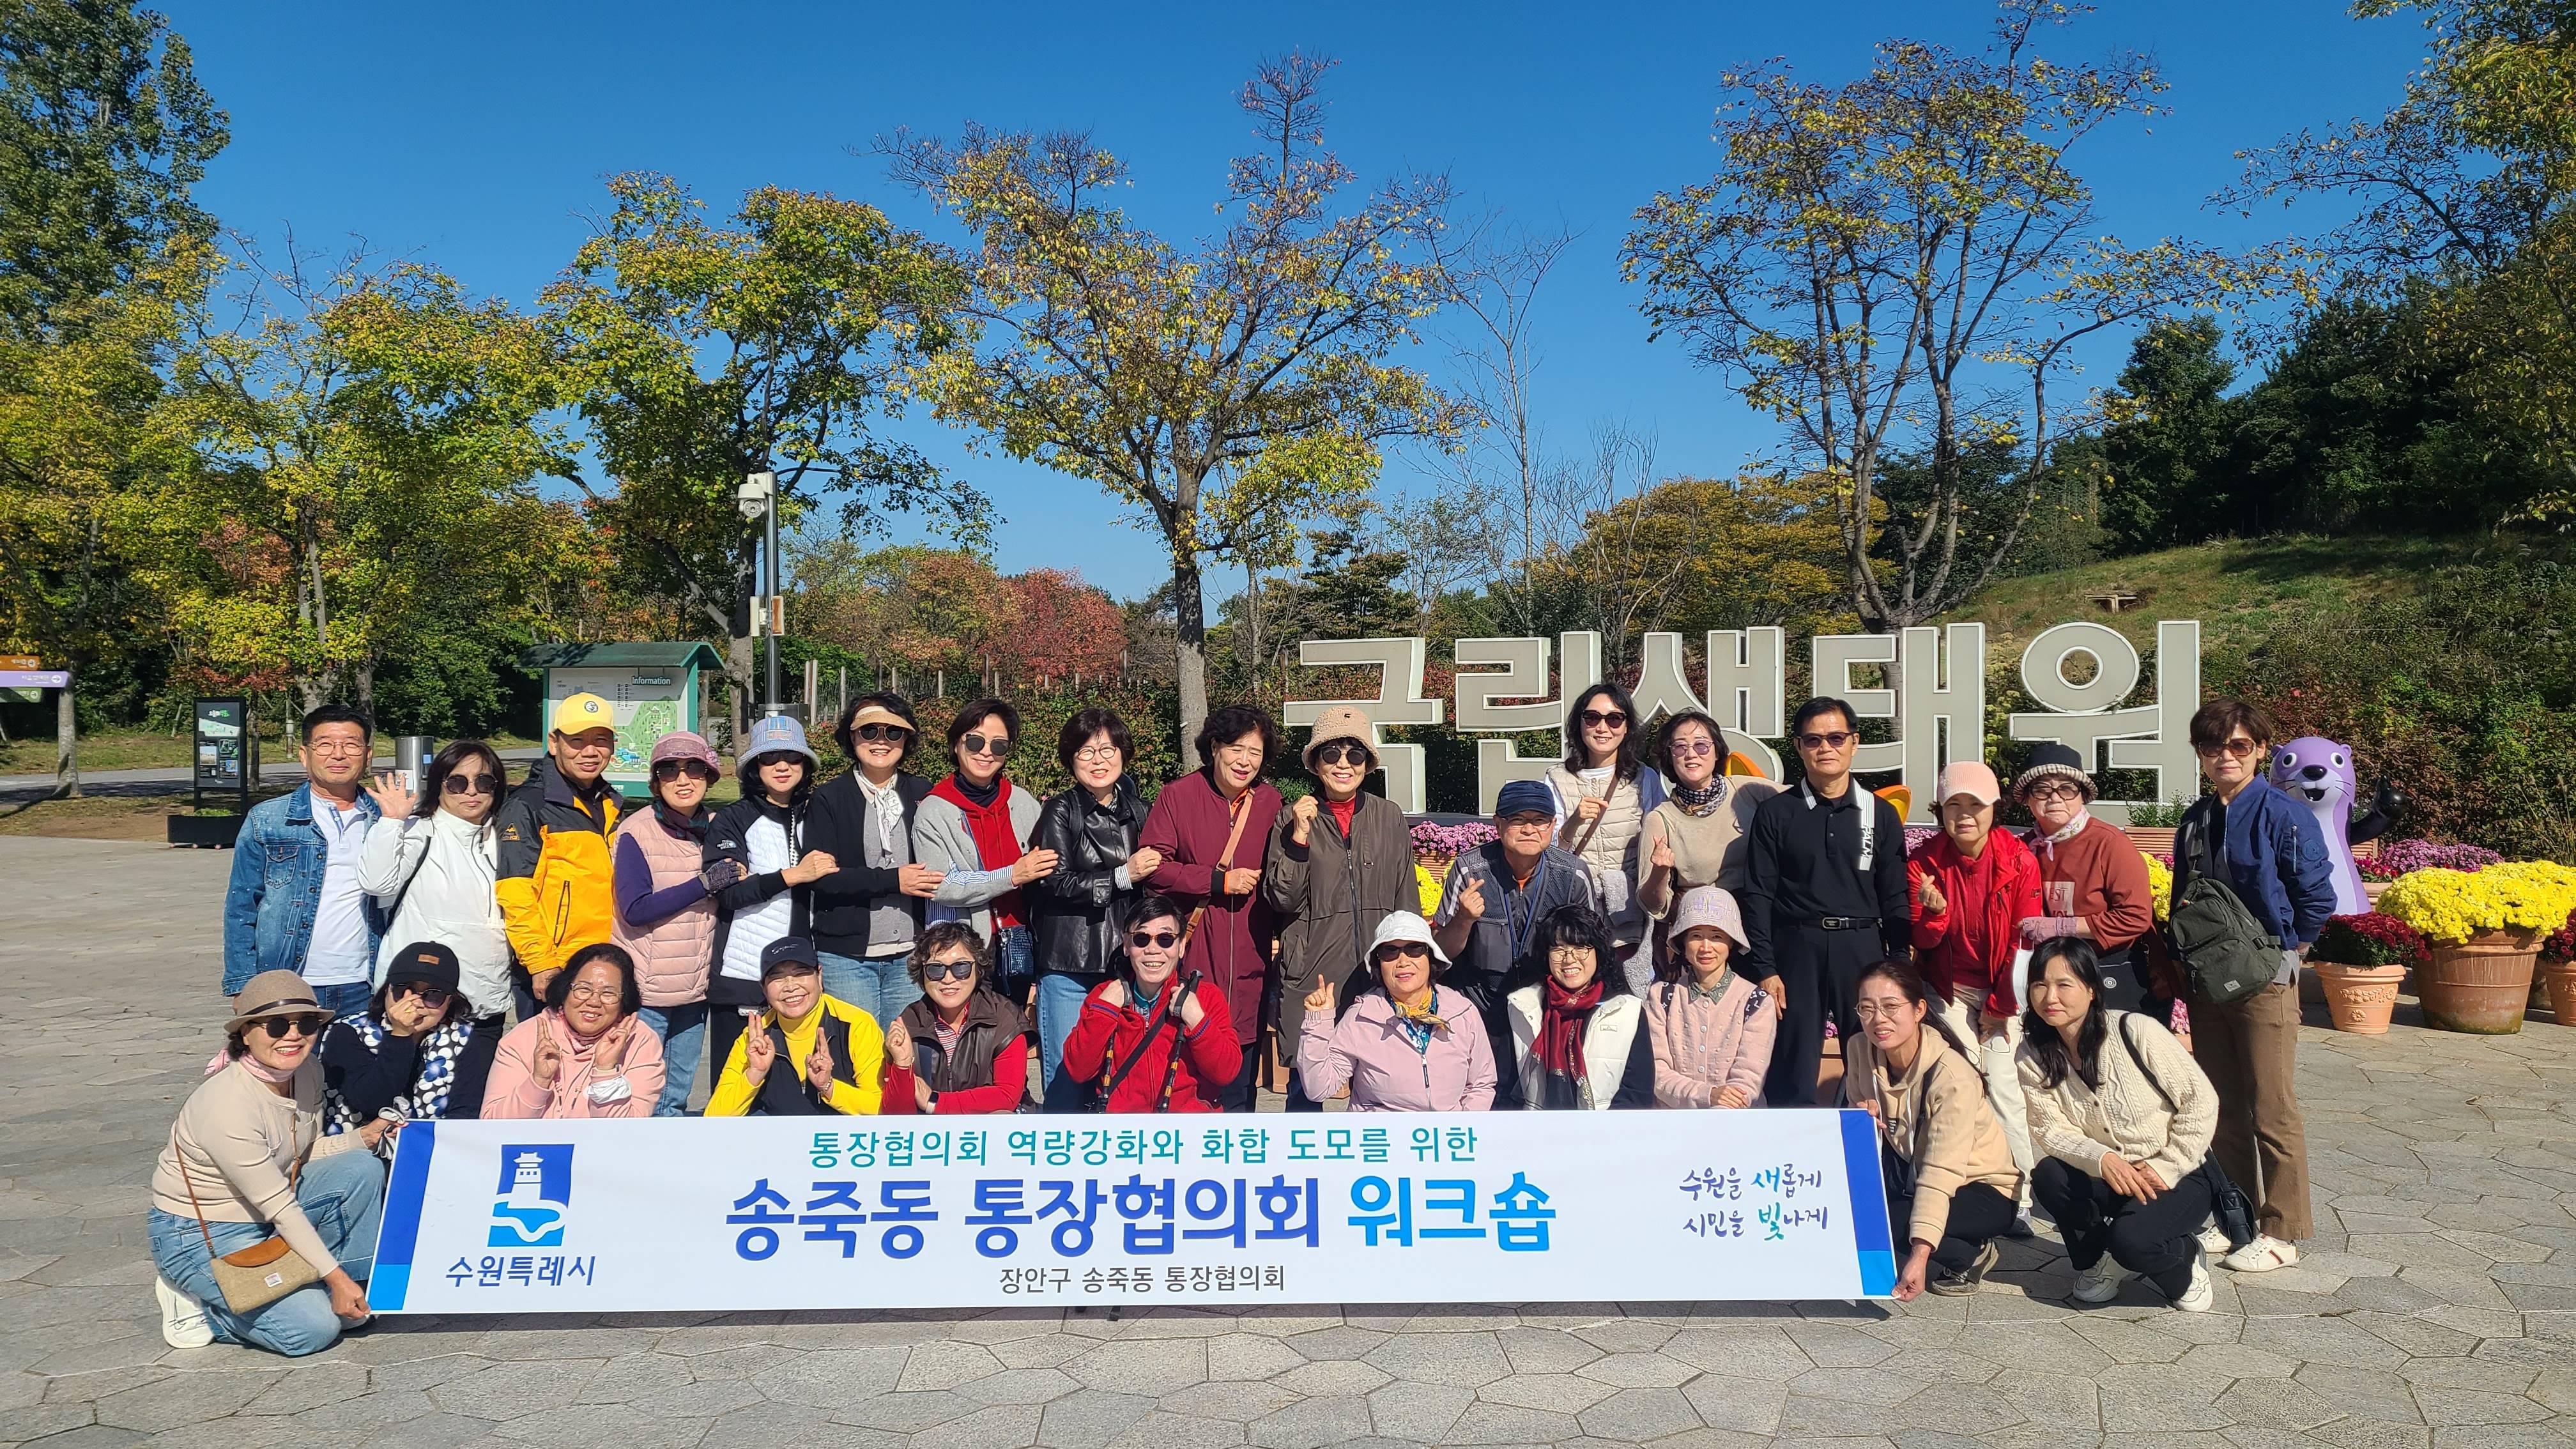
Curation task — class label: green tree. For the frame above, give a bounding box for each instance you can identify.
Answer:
[2094,318,2244,551]
[886,53,1470,768]
[1624,0,2301,633]
[546,174,978,737]
[0,0,225,336]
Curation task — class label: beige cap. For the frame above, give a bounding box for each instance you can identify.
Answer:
[1303,705,1377,766]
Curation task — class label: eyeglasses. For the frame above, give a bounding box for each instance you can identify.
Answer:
[1667,738,1716,759]
[1072,742,1122,762]
[1376,942,1432,962]
[1312,743,1372,767]
[1128,930,1180,950]
[2195,738,2260,759]
[1796,731,1856,750]
[392,983,452,1007]
[1545,947,1595,964]
[1499,813,1553,828]
[257,1013,328,1038]
[651,760,718,783]
[854,723,909,745]
[564,983,620,1004]
[443,772,502,795]
[305,740,368,758]
[1853,1002,1910,1021]
[919,957,976,983]
[1578,709,1628,730]
[2025,782,2082,801]
[962,733,1013,759]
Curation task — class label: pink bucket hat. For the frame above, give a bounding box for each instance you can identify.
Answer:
[1670,886,1749,953]
[648,731,719,771]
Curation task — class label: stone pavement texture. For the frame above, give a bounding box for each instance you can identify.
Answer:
[1,835,2571,1449]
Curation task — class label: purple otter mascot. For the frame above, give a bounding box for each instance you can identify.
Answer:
[2269,737,2401,916]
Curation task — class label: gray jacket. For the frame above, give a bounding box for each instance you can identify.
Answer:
[912,781,1045,942]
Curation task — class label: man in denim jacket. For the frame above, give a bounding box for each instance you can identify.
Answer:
[221,705,386,1015]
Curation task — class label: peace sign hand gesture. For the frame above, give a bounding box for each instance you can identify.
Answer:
[530,1028,562,1089]
[805,1029,837,1092]
[742,1018,776,1082]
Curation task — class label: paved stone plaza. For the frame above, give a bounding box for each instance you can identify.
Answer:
[2,835,2571,1448]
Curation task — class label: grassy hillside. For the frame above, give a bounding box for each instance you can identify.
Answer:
[1943,533,2567,654]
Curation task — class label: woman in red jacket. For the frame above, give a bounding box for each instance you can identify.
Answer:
[1907,761,2043,1227]
[1135,704,1283,1110]
[1061,894,1241,1112]
[882,921,1030,1114]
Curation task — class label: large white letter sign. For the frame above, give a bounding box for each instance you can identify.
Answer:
[369,1112,1896,1314]
[1897,624,1986,820]
[1810,633,1902,775]
[1455,632,1602,812]
[1286,638,1444,813]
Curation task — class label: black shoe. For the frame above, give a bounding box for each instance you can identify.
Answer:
[1928,1241,2000,1296]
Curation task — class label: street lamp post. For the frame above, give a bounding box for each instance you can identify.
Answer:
[736,470,782,713]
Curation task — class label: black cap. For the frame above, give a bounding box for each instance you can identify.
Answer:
[385,941,461,995]
[760,936,820,978]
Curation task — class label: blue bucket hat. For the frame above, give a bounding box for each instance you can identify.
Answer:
[739,714,818,770]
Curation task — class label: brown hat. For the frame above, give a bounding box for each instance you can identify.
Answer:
[227,970,324,1033]
[1303,705,1377,767]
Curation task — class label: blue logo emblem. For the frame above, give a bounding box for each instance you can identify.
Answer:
[489,1144,573,1248]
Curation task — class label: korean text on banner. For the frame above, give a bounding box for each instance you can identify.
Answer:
[370,1111,1896,1314]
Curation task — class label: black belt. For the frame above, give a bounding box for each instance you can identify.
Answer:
[1802,916,1880,931]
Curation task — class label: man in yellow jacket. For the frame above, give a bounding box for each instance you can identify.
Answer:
[707,937,884,1116]
[494,693,624,1011]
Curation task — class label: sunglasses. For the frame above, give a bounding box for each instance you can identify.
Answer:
[1796,730,1856,749]
[1312,742,1372,767]
[1667,738,1717,759]
[1128,930,1181,950]
[652,759,719,783]
[2195,738,2260,758]
[853,723,910,745]
[442,772,501,795]
[257,1013,328,1039]
[391,983,452,1007]
[1376,942,1432,962]
[962,733,1013,759]
[919,958,976,983]
[1578,709,1629,729]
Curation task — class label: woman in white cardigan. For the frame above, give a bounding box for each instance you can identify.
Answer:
[358,741,512,1112]
[2018,937,2221,1312]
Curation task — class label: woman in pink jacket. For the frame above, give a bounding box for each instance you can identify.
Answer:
[1642,887,1775,1109]
[481,944,664,1119]
[1296,912,1496,1112]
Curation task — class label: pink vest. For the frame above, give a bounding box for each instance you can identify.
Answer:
[611,810,717,1008]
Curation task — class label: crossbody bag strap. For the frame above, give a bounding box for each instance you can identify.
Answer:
[1096,985,1179,1104]
[1178,793,1257,951]
[2113,1015,2178,1114]
[172,1120,300,1258]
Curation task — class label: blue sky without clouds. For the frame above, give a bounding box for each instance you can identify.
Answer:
[167,1,2427,601]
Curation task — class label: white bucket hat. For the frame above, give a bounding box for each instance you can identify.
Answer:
[1365,910,1448,965]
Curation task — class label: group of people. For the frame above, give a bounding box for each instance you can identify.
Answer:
[157,682,2334,1354]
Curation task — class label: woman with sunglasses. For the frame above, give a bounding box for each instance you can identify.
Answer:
[915,698,1056,1006]
[148,971,391,1355]
[1062,894,1243,1112]
[882,921,1030,1114]
[808,695,943,1032]
[1548,682,1666,990]
[320,942,479,1138]
[611,732,734,1116]
[357,739,511,1105]
[1296,912,1495,1112]
[482,943,664,1119]
[1636,710,1778,972]
[1264,705,1421,1110]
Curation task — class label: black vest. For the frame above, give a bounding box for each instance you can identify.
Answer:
[751,1010,859,1116]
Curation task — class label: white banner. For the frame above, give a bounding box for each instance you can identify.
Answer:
[370,1111,1897,1314]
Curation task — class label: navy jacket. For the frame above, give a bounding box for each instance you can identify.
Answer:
[2171,776,2337,948]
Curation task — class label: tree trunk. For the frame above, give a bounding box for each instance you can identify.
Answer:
[1172,553,1208,774]
[355,660,376,724]
[52,668,77,800]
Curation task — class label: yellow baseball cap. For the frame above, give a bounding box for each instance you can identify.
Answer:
[549,693,615,734]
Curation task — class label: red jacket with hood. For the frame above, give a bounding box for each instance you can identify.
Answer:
[1907,827,2044,1017]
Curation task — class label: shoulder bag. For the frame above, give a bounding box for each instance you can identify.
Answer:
[2112,1016,2257,1251]
[174,1135,321,1313]
[2166,811,2278,1007]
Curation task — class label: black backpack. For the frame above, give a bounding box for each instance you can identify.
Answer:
[2167,811,2278,1007]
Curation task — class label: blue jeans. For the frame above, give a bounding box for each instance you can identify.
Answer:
[148,1148,385,1357]
[307,981,372,1020]
[819,951,921,1031]
[993,924,1036,998]
[634,1002,709,1117]
[1034,972,1096,1112]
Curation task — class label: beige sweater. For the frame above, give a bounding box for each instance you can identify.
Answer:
[1843,1024,2020,1249]
[1636,779,1779,917]
[151,1059,365,1273]
[2016,1009,2216,1189]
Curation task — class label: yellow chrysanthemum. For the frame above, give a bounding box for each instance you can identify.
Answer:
[2143,852,2174,924]
[2380,862,2576,945]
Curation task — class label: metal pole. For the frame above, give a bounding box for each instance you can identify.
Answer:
[763,480,781,707]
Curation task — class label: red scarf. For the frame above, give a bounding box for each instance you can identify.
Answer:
[931,775,1027,928]
[1537,977,1603,1081]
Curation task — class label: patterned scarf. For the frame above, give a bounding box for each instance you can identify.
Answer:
[2037,809,2092,862]
[1386,989,1446,1053]
[323,1013,476,1140]
[1669,776,1729,817]
[1537,977,1603,1081]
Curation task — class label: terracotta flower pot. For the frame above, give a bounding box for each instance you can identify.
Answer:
[2418,928,2543,1034]
[2539,958,2576,1025]
[2310,960,2406,1035]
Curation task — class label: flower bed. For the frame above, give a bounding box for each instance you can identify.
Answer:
[2314,912,2432,972]
[2374,838,2506,877]
[2379,861,2576,944]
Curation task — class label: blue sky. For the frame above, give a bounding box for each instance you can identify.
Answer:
[167,1,2425,602]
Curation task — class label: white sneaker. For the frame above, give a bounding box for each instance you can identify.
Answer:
[2172,1255,2215,1312]
[156,1275,213,1349]
[2070,1255,2127,1305]
[2196,1223,2232,1255]
[2223,1234,2299,1273]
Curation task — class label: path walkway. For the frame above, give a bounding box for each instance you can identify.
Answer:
[1,836,2569,1448]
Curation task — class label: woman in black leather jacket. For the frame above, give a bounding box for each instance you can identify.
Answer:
[1029,707,1159,1109]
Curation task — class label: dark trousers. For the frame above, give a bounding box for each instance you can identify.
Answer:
[443,1013,507,1119]
[1892,1179,2018,1277]
[2032,1156,2214,1300]
[1216,1040,1263,1112]
[1763,923,1884,1107]
[707,1003,753,1085]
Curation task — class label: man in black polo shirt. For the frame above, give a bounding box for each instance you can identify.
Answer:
[1742,696,1910,1107]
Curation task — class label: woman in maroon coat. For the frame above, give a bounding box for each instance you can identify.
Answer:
[1135,703,1284,1111]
